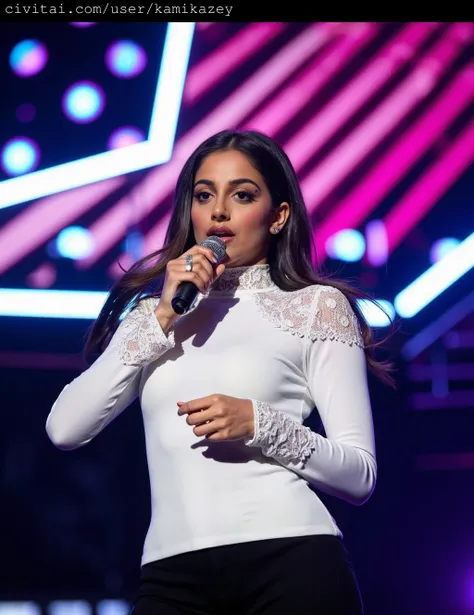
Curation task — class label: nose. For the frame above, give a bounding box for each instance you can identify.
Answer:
[211,199,230,221]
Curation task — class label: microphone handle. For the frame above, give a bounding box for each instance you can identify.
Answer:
[171,281,199,315]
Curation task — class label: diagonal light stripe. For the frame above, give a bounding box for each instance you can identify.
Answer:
[384,121,474,252]
[0,23,195,209]
[393,231,474,318]
[184,22,286,104]
[401,290,474,360]
[285,22,441,169]
[76,22,340,270]
[313,65,474,256]
[244,22,378,135]
[301,24,470,213]
[0,178,125,275]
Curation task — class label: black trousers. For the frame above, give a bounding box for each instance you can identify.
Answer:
[130,535,364,615]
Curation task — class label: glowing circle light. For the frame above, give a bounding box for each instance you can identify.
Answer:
[326,229,366,262]
[1,137,40,176]
[107,126,146,149]
[56,226,95,260]
[9,39,48,77]
[105,40,147,78]
[62,81,105,124]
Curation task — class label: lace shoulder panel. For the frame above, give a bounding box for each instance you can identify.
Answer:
[253,285,318,340]
[116,296,176,366]
[310,286,364,347]
[253,285,364,347]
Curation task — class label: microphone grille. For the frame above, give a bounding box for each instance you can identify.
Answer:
[200,235,227,263]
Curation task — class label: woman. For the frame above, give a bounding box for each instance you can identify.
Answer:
[46,130,394,614]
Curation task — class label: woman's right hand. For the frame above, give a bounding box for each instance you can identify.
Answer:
[155,245,226,330]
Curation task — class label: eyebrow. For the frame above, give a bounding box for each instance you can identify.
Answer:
[194,178,261,191]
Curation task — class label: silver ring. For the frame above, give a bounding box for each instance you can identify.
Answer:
[185,254,193,272]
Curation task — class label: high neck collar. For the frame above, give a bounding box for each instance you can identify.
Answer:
[210,263,277,293]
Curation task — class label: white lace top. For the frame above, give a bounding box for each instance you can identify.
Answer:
[46,264,376,565]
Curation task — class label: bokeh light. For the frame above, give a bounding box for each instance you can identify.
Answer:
[56,226,95,260]
[107,126,146,149]
[26,263,57,289]
[326,229,366,262]
[430,237,461,264]
[105,40,147,78]
[16,103,36,123]
[9,39,48,77]
[1,137,40,176]
[62,81,105,124]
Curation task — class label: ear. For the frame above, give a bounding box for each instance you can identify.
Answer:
[272,201,290,228]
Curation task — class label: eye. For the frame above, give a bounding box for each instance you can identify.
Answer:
[235,190,256,202]
[194,191,212,202]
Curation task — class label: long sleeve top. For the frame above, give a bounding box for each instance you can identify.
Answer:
[45,263,377,566]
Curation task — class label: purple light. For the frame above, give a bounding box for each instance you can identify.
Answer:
[105,40,147,78]
[107,126,146,150]
[16,103,36,123]
[365,219,389,266]
[69,22,96,28]
[62,81,105,124]
[10,39,48,77]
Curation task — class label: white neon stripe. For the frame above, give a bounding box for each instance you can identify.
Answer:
[0,23,195,210]
[148,22,195,149]
[0,289,107,319]
[394,232,474,318]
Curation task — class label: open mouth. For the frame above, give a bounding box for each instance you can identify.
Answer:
[210,233,235,242]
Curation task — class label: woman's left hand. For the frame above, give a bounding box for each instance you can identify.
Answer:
[177,394,254,441]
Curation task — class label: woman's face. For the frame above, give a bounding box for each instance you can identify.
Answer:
[191,149,288,267]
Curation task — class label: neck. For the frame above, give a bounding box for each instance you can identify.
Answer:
[210,263,276,293]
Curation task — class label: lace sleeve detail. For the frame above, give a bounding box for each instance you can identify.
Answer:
[309,287,364,347]
[117,298,176,366]
[245,399,317,465]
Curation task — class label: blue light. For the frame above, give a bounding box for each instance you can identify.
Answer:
[48,601,92,615]
[9,39,48,77]
[106,40,147,78]
[326,229,366,262]
[358,299,395,327]
[96,601,130,615]
[1,137,39,176]
[394,231,474,318]
[430,237,461,264]
[62,81,105,123]
[56,226,94,260]
[0,603,41,615]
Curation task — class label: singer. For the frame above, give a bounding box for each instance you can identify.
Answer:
[46,130,394,614]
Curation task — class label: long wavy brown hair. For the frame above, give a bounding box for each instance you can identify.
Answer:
[85,129,396,386]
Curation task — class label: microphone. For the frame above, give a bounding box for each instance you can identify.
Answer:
[171,235,227,315]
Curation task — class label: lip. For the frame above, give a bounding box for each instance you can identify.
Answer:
[207,227,235,237]
[221,236,234,243]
